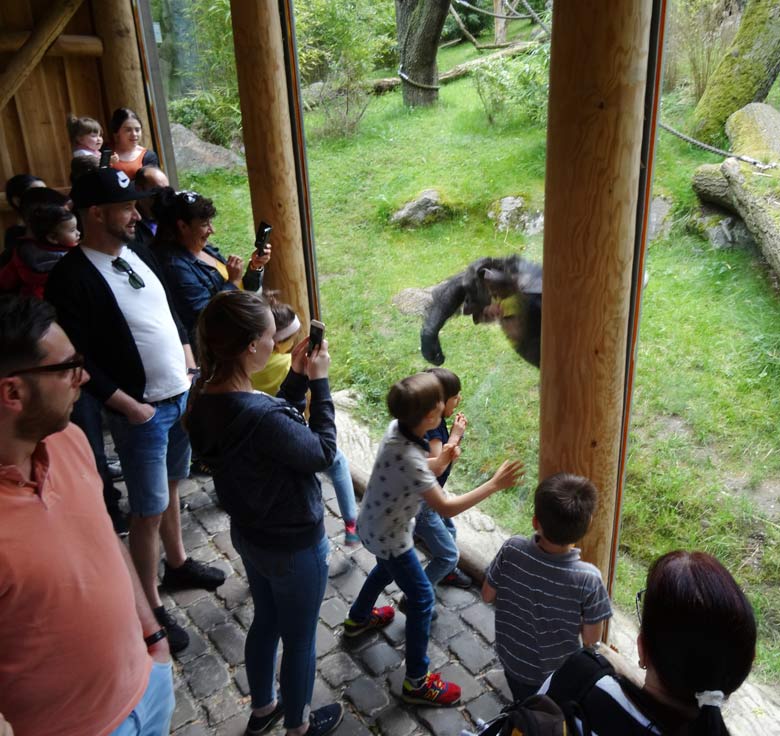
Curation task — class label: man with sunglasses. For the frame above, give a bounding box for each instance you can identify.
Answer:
[0,295,174,736]
[45,168,225,653]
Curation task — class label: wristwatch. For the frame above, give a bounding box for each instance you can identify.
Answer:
[144,628,167,647]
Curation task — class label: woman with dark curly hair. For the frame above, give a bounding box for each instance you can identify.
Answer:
[152,187,271,345]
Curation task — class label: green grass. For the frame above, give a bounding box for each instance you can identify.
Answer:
[181,73,780,681]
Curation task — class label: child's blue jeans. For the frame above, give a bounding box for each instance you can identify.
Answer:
[324,449,358,523]
[349,547,434,680]
[415,502,458,586]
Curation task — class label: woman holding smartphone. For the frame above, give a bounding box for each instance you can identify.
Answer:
[152,187,271,346]
[184,291,342,736]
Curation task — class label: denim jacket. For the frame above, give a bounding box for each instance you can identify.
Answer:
[155,240,262,344]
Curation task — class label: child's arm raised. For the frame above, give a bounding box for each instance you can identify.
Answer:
[449,412,467,445]
[428,441,460,477]
[421,459,523,519]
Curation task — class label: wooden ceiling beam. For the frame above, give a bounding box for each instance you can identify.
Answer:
[0,31,102,58]
[0,0,85,112]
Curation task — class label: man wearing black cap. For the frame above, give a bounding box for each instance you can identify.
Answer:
[45,168,225,652]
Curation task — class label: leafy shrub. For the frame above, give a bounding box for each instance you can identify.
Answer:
[167,0,395,141]
[168,91,242,149]
[441,0,493,43]
[472,41,550,125]
[664,0,741,100]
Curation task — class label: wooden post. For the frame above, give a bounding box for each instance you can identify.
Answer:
[539,1,652,582]
[0,0,84,112]
[229,0,311,324]
[92,0,150,140]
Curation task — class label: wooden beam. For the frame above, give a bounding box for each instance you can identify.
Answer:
[539,1,652,583]
[92,0,150,140]
[0,32,102,57]
[0,0,84,112]
[229,0,312,325]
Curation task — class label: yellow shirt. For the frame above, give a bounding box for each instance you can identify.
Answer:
[251,351,292,395]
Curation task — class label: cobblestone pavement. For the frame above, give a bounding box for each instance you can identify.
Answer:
[156,471,511,736]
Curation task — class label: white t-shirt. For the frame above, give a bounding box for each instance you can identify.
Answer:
[357,420,438,559]
[82,245,190,402]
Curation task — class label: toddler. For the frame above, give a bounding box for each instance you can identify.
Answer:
[251,295,361,546]
[0,204,79,299]
[344,372,523,706]
[482,472,613,701]
[67,114,109,159]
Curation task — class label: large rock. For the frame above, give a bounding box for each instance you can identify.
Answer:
[171,123,245,174]
[488,195,544,234]
[648,196,673,241]
[725,102,780,161]
[390,189,449,228]
[692,103,780,277]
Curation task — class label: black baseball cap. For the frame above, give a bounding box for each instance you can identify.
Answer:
[70,168,154,209]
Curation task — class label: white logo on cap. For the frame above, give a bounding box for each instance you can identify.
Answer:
[117,171,130,188]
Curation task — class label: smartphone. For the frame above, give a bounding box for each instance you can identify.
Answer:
[308,319,325,356]
[99,148,113,168]
[254,221,272,254]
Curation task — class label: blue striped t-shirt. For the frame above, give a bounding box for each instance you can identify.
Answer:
[486,534,612,687]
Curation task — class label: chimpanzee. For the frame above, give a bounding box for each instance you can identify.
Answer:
[420,255,542,368]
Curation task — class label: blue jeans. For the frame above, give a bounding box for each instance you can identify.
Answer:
[324,449,358,523]
[349,548,434,680]
[110,660,175,735]
[71,391,115,505]
[415,502,458,586]
[232,526,330,729]
[107,392,191,517]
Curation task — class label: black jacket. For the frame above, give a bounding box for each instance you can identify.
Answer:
[186,372,337,550]
[44,241,189,404]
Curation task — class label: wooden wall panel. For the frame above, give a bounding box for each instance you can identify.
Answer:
[0,0,108,233]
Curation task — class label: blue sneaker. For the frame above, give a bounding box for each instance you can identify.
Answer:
[307,703,343,736]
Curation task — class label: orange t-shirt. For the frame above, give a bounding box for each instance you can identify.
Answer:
[0,424,152,736]
[112,148,147,179]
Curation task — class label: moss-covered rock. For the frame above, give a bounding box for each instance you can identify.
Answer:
[690,1,780,144]
[725,103,780,161]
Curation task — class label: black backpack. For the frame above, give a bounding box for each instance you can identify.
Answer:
[477,648,639,736]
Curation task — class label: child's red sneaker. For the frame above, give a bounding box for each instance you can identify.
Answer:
[401,671,461,706]
[343,606,395,637]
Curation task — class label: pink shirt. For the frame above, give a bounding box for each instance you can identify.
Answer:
[0,424,151,736]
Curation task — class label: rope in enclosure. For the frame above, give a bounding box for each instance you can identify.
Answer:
[658,121,777,170]
[452,0,530,21]
[511,0,551,36]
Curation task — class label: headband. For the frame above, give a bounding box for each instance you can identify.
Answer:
[274,315,301,343]
[695,690,725,709]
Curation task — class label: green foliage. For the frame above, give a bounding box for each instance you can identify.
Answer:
[168,91,242,149]
[298,0,394,137]
[665,0,740,100]
[295,0,396,83]
[169,0,396,142]
[441,0,493,43]
[472,42,550,125]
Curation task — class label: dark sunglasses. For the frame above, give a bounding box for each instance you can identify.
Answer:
[112,256,145,289]
[635,588,646,624]
[8,353,85,382]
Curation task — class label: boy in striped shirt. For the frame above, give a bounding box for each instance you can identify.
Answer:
[482,473,612,702]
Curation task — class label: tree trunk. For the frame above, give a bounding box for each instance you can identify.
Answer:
[692,104,780,276]
[494,0,507,44]
[691,0,780,144]
[395,0,450,106]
